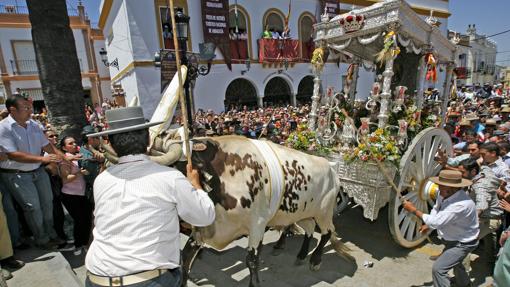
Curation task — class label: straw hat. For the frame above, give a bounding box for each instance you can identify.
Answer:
[485,119,497,126]
[502,107,510,113]
[430,170,472,188]
[87,107,163,137]
[459,119,471,126]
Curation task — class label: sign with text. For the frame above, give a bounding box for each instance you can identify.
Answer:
[201,0,232,70]
[160,50,177,93]
[321,0,339,18]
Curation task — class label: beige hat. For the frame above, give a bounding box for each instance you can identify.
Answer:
[459,119,471,126]
[430,170,472,188]
[502,107,510,113]
[485,119,497,126]
[464,113,479,121]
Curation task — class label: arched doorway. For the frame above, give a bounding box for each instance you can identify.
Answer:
[225,78,257,110]
[296,75,314,104]
[264,77,291,107]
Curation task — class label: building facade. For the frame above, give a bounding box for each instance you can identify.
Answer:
[448,24,498,87]
[0,2,111,111]
[99,0,451,117]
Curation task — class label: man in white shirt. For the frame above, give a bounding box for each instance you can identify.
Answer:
[0,95,68,249]
[85,107,215,287]
[403,170,479,287]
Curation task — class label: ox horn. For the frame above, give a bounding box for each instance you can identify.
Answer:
[149,142,183,166]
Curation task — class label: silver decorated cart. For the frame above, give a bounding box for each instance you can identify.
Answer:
[309,0,458,248]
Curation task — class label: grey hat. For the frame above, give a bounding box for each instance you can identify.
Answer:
[87,107,163,137]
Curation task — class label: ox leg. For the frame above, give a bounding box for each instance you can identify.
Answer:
[181,237,202,287]
[309,231,332,271]
[295,218,316,265]
[246,241,262,287]
[272,227,290,256]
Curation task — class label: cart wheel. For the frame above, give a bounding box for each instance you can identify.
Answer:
[389,127,452,248]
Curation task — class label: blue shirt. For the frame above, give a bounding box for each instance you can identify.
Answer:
[0,115,49,171]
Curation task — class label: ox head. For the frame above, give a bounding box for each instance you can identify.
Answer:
[174,138,238,211]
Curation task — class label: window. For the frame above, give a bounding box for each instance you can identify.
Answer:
[157,3,188,50]
[299,14,314,59]
[229,8,247,37]
[264,11,284,34]
[12,41,37,75]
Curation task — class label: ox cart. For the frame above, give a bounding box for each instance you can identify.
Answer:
[307,0,458,248]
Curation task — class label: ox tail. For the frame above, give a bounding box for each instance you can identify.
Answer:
[329,232,355,262]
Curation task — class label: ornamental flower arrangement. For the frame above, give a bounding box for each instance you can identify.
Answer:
[344,128,401,166]
[286,124,331,156]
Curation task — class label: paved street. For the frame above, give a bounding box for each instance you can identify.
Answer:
[8,204,495,287]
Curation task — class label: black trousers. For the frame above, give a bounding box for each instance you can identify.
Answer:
[61,193,93,248]
[48,172,66,241]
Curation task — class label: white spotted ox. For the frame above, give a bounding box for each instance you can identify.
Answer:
[174,135,351,287]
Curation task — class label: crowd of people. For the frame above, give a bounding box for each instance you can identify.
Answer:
[1,81,510,286]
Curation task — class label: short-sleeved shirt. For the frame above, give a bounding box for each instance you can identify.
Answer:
[0,115,49,171]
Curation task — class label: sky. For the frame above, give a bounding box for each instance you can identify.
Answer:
[6,0,510,66]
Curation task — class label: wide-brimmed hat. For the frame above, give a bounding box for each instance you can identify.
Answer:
[87,107,163,137]
[459,119,471,126]
[464,113,479,121]
[485,119,497,126]
[430,170,472,188]
[502,107,510,113]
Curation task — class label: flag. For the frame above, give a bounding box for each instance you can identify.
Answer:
[234,0,239,34]
[284,0,291,34]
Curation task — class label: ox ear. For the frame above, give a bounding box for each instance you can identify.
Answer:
[192,142,207,152]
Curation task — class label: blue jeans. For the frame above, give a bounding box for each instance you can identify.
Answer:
[1,167,56,245]
[85,269,182,287]
[0,177,20,246]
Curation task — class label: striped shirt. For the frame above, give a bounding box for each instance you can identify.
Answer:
[488,158,510,185]
[469,166,503,219]
[85,154,215,277]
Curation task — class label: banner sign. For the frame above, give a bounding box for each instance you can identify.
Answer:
[201,0,232,70]
[321,0,339,18]
[160,50,177,93]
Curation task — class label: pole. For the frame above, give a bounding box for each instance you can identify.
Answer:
[168,0,192,166]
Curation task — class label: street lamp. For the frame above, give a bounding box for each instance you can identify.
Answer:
[99,48,119,70]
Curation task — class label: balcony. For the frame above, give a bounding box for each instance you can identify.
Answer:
[257,39,314,63]
[0,5,79,16]
[10,59,84,75]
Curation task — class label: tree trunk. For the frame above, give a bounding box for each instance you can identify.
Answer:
[26,0,85,141]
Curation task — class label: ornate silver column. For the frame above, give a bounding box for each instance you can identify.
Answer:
[377,56,395,128]
[415,52,427,110]
[308,72,322,130]
[440,62,455,125]
[348,58,361,102]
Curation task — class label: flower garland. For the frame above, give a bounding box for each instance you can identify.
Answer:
[376,30,400,65]
[344,128,401,166]
[286,124,331,156]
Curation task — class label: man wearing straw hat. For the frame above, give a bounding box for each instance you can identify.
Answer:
[403,170,479,287]
[84,107,215,287]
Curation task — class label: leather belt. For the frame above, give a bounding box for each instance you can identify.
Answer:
[87,269,168,286]
[0,167,38,174]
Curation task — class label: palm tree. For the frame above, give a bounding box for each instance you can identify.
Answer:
[26,0,85,140]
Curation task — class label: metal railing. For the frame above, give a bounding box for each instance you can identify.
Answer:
[0,5,79,16]
[10,59,84,75]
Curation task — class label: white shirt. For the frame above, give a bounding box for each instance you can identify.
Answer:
[0,115,49,171]
[85,154,215,276]
[423,189,479,243]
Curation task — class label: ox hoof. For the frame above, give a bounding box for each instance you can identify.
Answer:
[271,248,284,256]
[294,258,306,266]
[309,262,322,271]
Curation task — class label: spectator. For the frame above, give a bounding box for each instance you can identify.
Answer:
[79,126,105,202]
[0,95,67,250]
[480,142,510,185]
[59,136,93,256]
[459,158,502,264]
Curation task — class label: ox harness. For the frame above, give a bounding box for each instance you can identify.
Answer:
[248,139,286,217]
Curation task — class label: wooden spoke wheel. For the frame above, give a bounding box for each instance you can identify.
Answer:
[389,127,452,248]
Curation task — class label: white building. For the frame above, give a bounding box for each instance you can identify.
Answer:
[99,0,451,117]
[0,1,111,112]
[448,24,498,87]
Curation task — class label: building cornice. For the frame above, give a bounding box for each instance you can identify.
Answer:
[110,60,154,83]
[98,0,113,30]
[340,0,451,18]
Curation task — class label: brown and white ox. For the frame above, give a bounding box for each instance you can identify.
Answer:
[174,135,352,287]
